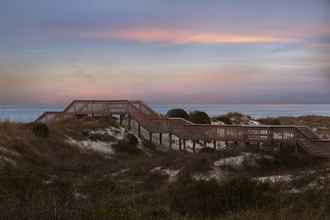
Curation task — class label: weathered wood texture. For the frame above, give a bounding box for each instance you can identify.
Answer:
[35,100,330,158]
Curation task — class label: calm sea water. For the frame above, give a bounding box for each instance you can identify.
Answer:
[1,104,330,123]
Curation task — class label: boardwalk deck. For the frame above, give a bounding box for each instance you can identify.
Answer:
[35,100,330,158]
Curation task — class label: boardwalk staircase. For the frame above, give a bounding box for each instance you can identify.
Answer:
[36,100,330,158]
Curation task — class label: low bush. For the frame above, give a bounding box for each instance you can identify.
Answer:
[225,112,245,118]
[30,122,49,138]
[214,115,232,124]
[199,147,216,154]
[142,140,158,151]
[102,115,119,127]
[144,172,169,191]
[258,142,317,169]
[189,111,211,124]
[81,176,118,200]
[169,176,275,217]
[166,108,190,120]
[123,133,139,146]
[258,117,282,125]
[112,133,141,155]
[0,167,76,219]
[182,156,212,174]
[214,112,250,125]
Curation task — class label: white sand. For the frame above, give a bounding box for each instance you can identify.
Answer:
[66,126,130,155]
[67,137,115,155]
[0,155,16,166]
[0,146,21,157]
[150,166,181,182]
[256,175,292,183]
[163,168,181,182]
[90,127,125,140]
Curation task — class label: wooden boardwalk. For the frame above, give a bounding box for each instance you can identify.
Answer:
[36,100,330,158]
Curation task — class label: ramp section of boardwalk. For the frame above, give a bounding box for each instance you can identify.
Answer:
[36,100,330,158]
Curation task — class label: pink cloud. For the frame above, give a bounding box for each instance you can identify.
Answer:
[79,28,290,44]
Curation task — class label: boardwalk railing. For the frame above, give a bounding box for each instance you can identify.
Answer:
[35,100,330,158]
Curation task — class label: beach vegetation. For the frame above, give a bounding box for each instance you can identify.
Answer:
[30,122,49,138]
[166,108,190,120]
[258,117,282,125]
[0,116,330,220]
[112,133,141,155]
[189,111,211,124]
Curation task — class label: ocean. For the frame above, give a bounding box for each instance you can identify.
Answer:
[1,104,330,123]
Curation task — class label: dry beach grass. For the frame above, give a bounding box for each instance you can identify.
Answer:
[0,116,329,219]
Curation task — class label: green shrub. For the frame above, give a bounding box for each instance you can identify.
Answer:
[31,122,49,138]
[102,115,119,127]
[166,108,189,120]
[81,176,117,200]
[225,112,245,118]
[258,117,282,125]
[169,177,222,217]
[189,111,211,124]
[169,176,275,217]
[270,144,315,169]
[144,172,169,191]
[199,147,216,154]
[142,140,157,151]
[123,133,139,146]
[214,112,251,125]
[218,177,275,212]
[214,115,232,124]
[112,133,141,155]
[182,156,212,174]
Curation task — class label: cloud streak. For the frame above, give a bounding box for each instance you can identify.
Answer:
[79,28,290,44]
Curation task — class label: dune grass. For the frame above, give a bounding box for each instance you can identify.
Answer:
[0,118,330,219]
[0,164,329,220]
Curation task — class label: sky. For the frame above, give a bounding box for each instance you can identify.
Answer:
[0,0,330,105]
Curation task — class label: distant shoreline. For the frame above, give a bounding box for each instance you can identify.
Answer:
[1,104,330,123]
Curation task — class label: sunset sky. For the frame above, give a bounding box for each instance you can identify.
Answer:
[1,0,329,105]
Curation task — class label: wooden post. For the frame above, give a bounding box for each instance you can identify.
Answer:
[149,131,152,143]
[295,141,299,154]
[92,103,96,119]
[183,139,186,150]
[138,124,141,137]
[90,104,94,118]
[169,133,172,149]
[193,141,196,153]
[243,131,248,146]
[269,128,274,145]
[119,114,123,125]
[179,139,182,151]
[204,140,207,147]
[213,140,217,150]
[128,116,131,130]
[159,133,163,145]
